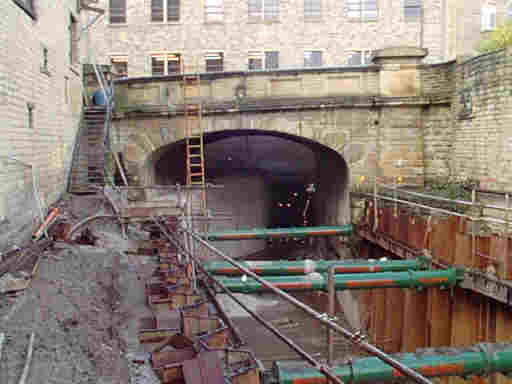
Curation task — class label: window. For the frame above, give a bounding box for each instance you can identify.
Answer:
[110,0,126,23]
[481,4,496,31]
[69,14,79,65]
[205,0,223,22]
[65,76,69,104]
[346,0,378,21]
[111,55,128,77]
[248,51,263,70]
[404,0,421,20]
[347,50,374,65]
[265,51,279,69]
[304,0,321,18]
[40,44,50,75]
[13,0,36,19]
[248,51,279,69]
[249,0,280,21]
[507,1,512,20]
[304,51,322,67]
[151,53,181,75]
[205,52,224,72]
[27,103,35,129]
[151,0,180,22]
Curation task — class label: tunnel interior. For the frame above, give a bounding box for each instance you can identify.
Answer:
[147,130,349,258]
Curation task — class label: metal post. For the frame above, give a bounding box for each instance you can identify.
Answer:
[185,227,433,384]
[373,178,379,232]
[327,266,335,366]
[471,188,476,269]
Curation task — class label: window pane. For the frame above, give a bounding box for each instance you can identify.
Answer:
[305,0,321,18]
[348,51,361,65]
[167,54,181,73]
[362,0,377,19]
[264,0,280,20]
[206,0,223,21]
[152,56,165,75]
[110,0,126,23]
[346,0,361,19]
[249,58,263,70]
[508,3,512,19]
[206,53,223,72]
[151,0,164,22]
[168,0,180,22]
[111,58,128,77]
[265,51,279,69]
[304,51,322,67]
[249,0,262,17]
[404,0,421,18]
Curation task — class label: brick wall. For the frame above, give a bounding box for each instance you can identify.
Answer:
[82,0,450,76]
[420,61,456,96]
[0,0,82,250]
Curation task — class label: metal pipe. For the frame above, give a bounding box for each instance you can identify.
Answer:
[204,225,353,241]
[151,218,343,384]
[275,343,512,384]
[184,227,433,384]
[214,269,463,294]
[204,258,425,276]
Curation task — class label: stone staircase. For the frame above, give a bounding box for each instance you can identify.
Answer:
[68,106,107,193]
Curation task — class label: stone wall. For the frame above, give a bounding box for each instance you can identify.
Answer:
[0,0,83,251]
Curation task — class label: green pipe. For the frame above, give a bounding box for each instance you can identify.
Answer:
[203,225,353,241]
[275,343,512,384]
[204,259,425,276]
[216,269,463,293]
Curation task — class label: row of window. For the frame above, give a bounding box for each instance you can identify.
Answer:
[109,0,423,24]
[110,49,376,76]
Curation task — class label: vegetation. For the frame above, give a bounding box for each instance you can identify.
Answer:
[478,21,512,53]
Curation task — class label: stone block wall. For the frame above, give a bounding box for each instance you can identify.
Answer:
[420,61,456,96]
[0,0,82,250]
[450,48,512,191]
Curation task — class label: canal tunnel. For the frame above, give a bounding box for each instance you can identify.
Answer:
[146,130,349,258]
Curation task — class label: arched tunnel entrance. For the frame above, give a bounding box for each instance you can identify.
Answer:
[146,130,350,259]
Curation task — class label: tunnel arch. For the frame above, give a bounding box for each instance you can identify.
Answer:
[138,129,351,228]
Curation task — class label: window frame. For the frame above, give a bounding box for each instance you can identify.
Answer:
[151,0,180,23]
[109,0,127,24]
[347,49,375,66]
[12,0,36,20]
[346,0,378,22]
[481,3,497,32]
[150,52,182,76]
[40,44,50,76]
[248,0,280,22]
[304,50,323,67]
[205,52,224,72]
[69,14,79,66]
[110,55,129,77]
[404,0,422,21]
[205,0,224,22]
[304,0,322,19]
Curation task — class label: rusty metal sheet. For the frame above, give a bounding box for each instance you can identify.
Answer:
[477,235,491,270]
[398,211,409,246]
[389,209,400,242]
[139,330,179,344]
[182,316,220,338]
[231,368,260,384]
[161,363,184,384]
[206,329,228,348]
[491,236,508,279]
[182,302,209,317]
[182,351,224,384]
[430,216,456,264]
[171,293,201,309]
[153,347,197,369]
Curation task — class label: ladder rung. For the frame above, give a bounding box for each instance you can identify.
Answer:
[190,172,204,176]
[188,145,202,148]
[188,154,202,158]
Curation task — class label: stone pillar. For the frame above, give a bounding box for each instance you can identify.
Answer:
[372,47,428,97]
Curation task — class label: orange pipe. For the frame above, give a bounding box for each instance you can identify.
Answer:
[33,208,59,239]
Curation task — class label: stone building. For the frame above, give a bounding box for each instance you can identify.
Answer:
[82,0,512,77]
[0,0,84,250]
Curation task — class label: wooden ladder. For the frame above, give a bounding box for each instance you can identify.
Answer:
[183,63,207,218]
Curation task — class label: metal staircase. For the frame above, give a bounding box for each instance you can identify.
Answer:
[68,64,114,193]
